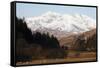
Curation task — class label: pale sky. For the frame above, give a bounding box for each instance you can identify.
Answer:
[16,3,96,20]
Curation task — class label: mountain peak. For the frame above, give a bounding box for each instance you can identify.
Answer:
[44,11,60,15]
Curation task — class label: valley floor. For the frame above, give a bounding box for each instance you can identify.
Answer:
[16,51,96,66]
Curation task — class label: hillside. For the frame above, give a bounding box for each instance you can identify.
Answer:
[59,29,96,51]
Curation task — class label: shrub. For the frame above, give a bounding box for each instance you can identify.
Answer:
[45,48,66,59]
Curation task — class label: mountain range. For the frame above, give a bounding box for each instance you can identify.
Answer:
[25,11,96,38]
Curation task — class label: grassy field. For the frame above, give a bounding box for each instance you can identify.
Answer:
[16,51,96,66]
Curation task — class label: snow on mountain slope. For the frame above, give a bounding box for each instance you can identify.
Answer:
[25,11,96,37]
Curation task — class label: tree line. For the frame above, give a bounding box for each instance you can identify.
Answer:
[15,17,60,49]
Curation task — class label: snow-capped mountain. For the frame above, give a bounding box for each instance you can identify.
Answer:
[25,11,96,38]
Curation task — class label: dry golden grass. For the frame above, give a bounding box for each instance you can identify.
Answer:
[16,51,96,66]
